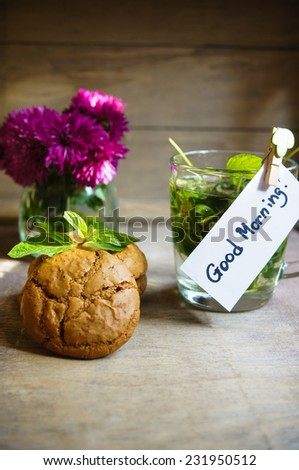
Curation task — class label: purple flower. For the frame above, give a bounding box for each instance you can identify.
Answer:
[70,88,129,141]
[74,140,128,187]
[44,109,107,172]
[75,159,117,187]
[0,89,129,189]
[0,107,54,185]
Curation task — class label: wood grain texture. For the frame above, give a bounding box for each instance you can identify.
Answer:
[0,0,298,451]
[1,45,299,130]
[1,226,299,450]
[2,0,299,48]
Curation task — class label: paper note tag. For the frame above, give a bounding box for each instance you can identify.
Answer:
[180,164,299,311]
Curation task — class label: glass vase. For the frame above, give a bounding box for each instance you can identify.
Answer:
[18,180,119,242]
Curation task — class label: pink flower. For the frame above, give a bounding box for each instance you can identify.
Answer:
[70,88,129,141]
[74,140,128,187]
[75,159,117,187]
[0,89,129,188]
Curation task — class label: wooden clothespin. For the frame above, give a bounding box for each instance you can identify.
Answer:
[263,127,295,186]
[263,127,281,186]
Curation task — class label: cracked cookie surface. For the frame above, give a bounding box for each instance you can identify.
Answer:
[113,244,148,294]
[21,247,140,359]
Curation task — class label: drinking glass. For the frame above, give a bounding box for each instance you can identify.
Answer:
[169,150,299,312]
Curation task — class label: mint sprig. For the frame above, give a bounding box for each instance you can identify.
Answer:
[63,210,88,239]
[8,211,139,259]
[226,153,262,174]
[8,242,75,259]
[226,146,299,174]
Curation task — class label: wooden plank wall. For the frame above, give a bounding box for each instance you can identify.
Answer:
[0,0,298,217]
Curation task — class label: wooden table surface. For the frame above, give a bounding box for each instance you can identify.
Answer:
[0,221,299,450]
[1,0,299,452]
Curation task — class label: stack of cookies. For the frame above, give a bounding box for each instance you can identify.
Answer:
[20,244,147,359]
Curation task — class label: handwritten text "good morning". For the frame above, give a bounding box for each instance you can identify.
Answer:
[206,185,288,283]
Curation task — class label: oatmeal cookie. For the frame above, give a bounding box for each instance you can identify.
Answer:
[113,243,147,294]
[21,247,140,359]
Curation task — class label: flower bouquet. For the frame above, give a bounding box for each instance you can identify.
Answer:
[0,89,129,239]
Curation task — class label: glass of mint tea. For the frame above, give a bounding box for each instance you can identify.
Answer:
[169,150,299,312]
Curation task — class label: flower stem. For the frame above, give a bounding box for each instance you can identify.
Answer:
[169,138,193,166]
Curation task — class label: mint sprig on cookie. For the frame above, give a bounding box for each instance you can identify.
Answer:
[8,211,139,258]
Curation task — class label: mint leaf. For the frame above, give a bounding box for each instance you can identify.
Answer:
[195,204,215,218]
[63,211,87,239]
[86,224,96,240]
[85,217,104,231]
[85,221,139,247]
[47,231,73,245]
[94,229,122,247]
[8,211,139,259]
[84,241,124,252]
[35,221,73,245]
[8,242,74,259]
[226,154,262,173]
[108,230,139,246]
